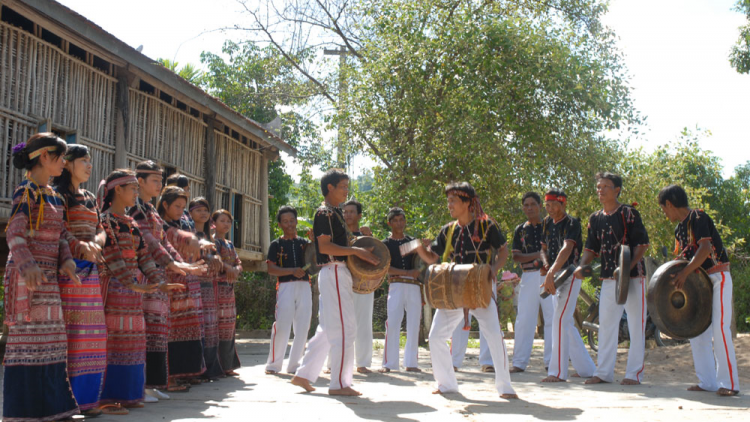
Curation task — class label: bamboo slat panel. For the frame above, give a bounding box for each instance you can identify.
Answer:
[243,198,262,251]
[214,130,261,202]
[0,109,36,216]
[0,22,116,146]
[127,89,206,176]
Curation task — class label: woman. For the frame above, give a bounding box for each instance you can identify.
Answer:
[157,186,206,383]
[4,133,80,421]
[212,209,243,376]
[97,168,182,413]
[52,144,108,417]
[190,197,224,379]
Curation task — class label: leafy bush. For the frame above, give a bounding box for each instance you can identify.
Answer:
[234,271,277,330]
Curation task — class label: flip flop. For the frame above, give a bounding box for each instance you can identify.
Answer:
[82,408,103,418]
[167,384,191,392]
[99,404,129,415]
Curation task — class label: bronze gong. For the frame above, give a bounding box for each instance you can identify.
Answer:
[614,245,631,305]
[540,264,577,299]
[303,242,321,275]
[647,260,712,340]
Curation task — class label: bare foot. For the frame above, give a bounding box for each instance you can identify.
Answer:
[509,366,525,373]
[481,365,495,373]
[406,367,422,372]
[717,388,739,396]
[265,370,277,375]
[329,387,362,396]
[687,385,706,392]
[378,368,391,373]
[585,376,609,385]
[432,389,444,395]
[542,376,566,383]
[453,366,459,372]
[356,367,372,374]
[621,378,640,385]
[501,394,519,399]
[323,368,331,374]
[291,376,315,392]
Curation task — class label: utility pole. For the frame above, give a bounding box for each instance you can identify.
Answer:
[323,45,349,169]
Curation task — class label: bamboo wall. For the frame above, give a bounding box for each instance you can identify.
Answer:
[0,14,266,255]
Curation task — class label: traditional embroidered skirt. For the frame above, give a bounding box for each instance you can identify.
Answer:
[200,278,224,378]
[217,281,241,372]
[99,274,147,405]
[167,273,205,379]
[3,266,79,421]
[59,260,107,411]
[142,276,170,388]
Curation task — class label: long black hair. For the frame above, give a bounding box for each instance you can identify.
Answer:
[52,144,90,207]
[12,132,67,171]
[189,197,212,240]
[156,186,188,220]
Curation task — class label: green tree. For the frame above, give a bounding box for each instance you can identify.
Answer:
[156,58,204,84]
[730,0,750,74]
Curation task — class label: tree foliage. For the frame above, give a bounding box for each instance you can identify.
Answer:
[730,0,750,74]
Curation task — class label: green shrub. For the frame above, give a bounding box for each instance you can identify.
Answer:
[234,271,277,330]
[731,258,750,333]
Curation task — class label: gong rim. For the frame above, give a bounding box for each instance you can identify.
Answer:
[304,242,321,275]
[615,245,631,305]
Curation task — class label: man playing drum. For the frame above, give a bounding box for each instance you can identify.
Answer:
[342,200,376,374]
[265,206,313,375]
[291,169,380,396]
[510,192,554,373]
[414,182,517,399]
[540,189,596,383]
[380,207,423,373]
[576,173,650,386]
[657,185,739,396]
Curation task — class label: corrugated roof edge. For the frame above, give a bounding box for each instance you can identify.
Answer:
[18,0,297,156]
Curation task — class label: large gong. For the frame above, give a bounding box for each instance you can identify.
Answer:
[303,242,321,275]
[614,245,631,305]
[647,260,712,340]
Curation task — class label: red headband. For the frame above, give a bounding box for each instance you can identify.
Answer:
[545,194,567,205]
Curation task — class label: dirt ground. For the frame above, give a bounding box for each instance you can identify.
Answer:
[2,332,745,421]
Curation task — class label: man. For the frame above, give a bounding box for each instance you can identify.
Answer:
[414,182,517,399]
[380,207,422,373]
[539,189,596,383]
[342,200,375,374]
[510,192,554,373]
[265,206,313,375]
[577,173,649,386]
[658,185,739,396]
[291,169,379,396]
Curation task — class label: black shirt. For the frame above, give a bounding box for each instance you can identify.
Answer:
[383,235,416,271]
[267,237,311,282]
[312,204,349,265]
[511,221,544,271]
[675,209,729,272]
[431,219,506,264]
[585,204,650,278]
[541,214,582,268]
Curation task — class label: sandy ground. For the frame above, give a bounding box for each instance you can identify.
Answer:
[1,334,748,421]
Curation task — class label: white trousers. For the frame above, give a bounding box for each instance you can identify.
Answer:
[353,291,374,368]
[512,271,554,370]
[593,277,646,382]
[429,299,516,395]
[265,281,313,373]
[295,263,356,390]
[383,282,422,370]
[689,271,740,392]
[451,316,492,367]
[547,275,596,379]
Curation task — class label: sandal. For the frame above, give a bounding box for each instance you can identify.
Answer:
[99,404,129,415]
[82,408,103,418]
[225,370,240,377]
[167,384,190,392]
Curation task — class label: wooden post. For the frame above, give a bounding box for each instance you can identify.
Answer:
[260,152,272,255]
[114,71,129,169]
[205,118,217,212]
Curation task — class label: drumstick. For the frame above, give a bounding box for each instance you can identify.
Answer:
[399,239,421,256]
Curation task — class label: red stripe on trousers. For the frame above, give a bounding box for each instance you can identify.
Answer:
[334,265,345,388]
[384,321,389,365]
[557,281,575,379]
[635,278,645,381]
[719,272,735,391]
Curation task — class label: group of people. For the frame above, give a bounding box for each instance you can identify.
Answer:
[267,168,740,400]
[3,133,243,421]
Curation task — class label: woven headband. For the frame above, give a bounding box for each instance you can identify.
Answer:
[28,146,59,160]
[106,175,138,190]
[446,189,471,199]
[189,203,208,212]
[545,194,567,205]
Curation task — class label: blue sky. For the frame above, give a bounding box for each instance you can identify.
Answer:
[58,0,750,179]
